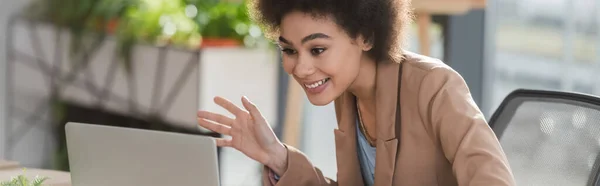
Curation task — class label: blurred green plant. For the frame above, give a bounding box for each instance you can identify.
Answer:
[24,0,136,70]
[0,169,49,186]
[24,0,263,72]
[194,0,264,47]
[115,0,201,72]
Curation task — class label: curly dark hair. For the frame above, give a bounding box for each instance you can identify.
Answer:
[248,0,413,62]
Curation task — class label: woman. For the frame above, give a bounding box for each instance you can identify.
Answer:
[197,0,516,185]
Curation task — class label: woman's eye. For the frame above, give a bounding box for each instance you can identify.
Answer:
[311,48,326,55]
[281,48,297,55]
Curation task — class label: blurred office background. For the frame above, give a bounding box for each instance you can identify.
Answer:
[0,0,599,185]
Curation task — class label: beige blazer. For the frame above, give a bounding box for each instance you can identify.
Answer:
[263,51,515,186]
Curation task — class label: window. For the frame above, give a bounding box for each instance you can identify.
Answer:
[485,0,600,115]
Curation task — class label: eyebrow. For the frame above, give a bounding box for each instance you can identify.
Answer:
[278,36,291,45]
[278,33,331,45]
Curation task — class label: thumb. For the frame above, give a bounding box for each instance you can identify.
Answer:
[241,96,264,121]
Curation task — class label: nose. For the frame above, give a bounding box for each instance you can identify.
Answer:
[293,54,316,79]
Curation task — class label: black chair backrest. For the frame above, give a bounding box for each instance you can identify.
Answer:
[489,89,600,186]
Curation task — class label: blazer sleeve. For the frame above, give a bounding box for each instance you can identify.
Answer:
[262,144,338,186]
[417,67,516,186]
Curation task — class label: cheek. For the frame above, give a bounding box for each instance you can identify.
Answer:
[330,62,359,88]
[281,58,295,74]
[320,48,361,89]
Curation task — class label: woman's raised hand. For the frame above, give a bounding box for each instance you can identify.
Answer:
[197,96,288,175]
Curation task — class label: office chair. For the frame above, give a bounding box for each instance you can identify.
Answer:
[489,89,600,186]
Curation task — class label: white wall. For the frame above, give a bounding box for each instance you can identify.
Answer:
[300,99,338,180]
[0,0,33,160]
[198,48,279,186]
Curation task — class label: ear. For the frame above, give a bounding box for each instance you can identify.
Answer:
[358,34,374,51]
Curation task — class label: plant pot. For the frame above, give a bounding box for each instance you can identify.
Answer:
[200,38,241,48]
[90,17,119,34]
[6,20,207,168]
[106,18,119,34]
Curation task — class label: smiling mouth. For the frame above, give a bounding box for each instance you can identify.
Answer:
[304,78,330,89]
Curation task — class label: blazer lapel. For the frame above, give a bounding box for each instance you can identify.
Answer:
[333,92,363,186]
[373,60,401,186]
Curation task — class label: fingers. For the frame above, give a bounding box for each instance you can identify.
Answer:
[197,111,234,126]
[214,96,245,116]
[215,138,232,147]
[241,96,264,121]
[197,118,231,136]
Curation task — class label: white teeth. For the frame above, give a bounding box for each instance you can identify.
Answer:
[305,78,328,89]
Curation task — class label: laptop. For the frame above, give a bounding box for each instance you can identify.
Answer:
[65,122,220,186]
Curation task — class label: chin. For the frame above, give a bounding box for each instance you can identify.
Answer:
[304,88,339,106]
[306,95,334,106]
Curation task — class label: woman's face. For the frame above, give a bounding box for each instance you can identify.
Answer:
[279,11,370,106]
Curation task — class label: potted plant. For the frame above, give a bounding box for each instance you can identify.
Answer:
[1,176,47,186]
[0,169,48,186]
[194,0,265,48]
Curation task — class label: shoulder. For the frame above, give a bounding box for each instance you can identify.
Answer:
[400,51,478,124]
[399,51,467,94]
[401,51,457,78]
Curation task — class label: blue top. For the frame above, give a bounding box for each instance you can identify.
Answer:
[273,116,378,185]
[356,117,377,186]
